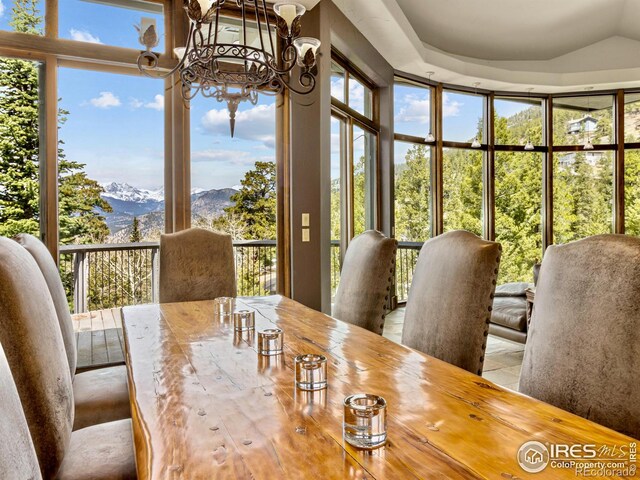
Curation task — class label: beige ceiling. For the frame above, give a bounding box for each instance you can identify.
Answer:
[332,0,640,92]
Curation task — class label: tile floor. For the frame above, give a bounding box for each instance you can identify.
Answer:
[383,307,524,390]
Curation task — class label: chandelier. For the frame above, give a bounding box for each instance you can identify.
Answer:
[136,0,321,136]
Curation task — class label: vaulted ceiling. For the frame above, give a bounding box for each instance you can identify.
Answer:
[332,0,640,92]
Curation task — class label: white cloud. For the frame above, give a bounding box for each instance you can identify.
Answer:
[201,103,275,149]
[191,149,253,166]
[89,92,121,109]
[396,94,430,124]
[443,92,462,117]
[395,92,461,123]
[145,94,164,111]
[331,78,344,100]
[69,29,103,44]
[129,98,143,109]
[0,1,5,18]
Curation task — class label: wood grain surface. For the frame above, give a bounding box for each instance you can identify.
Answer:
[122,296,637,479]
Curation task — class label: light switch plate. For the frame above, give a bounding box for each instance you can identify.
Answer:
[301,213,310,227]
[302,228,310,242]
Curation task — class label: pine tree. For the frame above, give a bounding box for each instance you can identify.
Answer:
[129,217,142,243]
[0,0,112,242]
[220,161,276,240]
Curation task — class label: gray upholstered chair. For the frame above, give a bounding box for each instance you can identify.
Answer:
[401,230,501,375]
[519,234,640,439]
[332,230,397,335]
[159,228,237,303]
[0,237,136,479]
[0,342,42,479]
[14,234,130,431]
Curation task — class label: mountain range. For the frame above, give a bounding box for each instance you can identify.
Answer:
[100,182,237,240]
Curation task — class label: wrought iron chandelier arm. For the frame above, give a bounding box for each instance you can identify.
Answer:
[137,22,195,79]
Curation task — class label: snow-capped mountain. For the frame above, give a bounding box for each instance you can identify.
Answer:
[101,182,164,203]
[99,182,237,238]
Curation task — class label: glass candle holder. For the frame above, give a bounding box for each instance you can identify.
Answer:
[258,328,284,356]
[343,394,387,449]
[213,297,235,317]
[233,309,255,332]
[295,354,327,391]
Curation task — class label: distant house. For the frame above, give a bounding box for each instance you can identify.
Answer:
[559,151,604,168]
[567,115,598,135]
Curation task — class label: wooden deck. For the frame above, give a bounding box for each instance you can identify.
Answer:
[71,308,125,369]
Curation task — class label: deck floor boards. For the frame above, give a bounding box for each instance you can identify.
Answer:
[73,307,125,369]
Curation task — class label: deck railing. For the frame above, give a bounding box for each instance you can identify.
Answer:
[60,239,421,313]
[60,240,277,313]
[330,240,422,305]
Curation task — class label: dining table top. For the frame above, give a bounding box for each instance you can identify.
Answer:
[121,295,638,479]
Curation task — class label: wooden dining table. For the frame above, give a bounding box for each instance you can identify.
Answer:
[122,295,637,479]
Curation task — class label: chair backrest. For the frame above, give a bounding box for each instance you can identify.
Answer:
[159,228,236,303]
[0,342,42,480]
[519,234,640,439]
[401,230,501,375]
[332,231,397,335]
[0,238,74,478]
[14,234,77,378]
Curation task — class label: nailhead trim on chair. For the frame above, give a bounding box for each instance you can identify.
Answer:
[478,245,502,375]
[377,243,398,336]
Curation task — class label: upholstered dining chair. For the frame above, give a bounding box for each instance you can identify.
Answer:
[159,227,237,303]
[332,230,397,335]
[14,233,130,431]
[0,342,41,479]
[0,238,137,479]
[401,230,501,375]
[519,234,640,439]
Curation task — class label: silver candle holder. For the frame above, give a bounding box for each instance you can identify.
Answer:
[233,309,255,331]
[257,328,284,356]
[294,354,327,391]
[343,394,387,449]
[213,297,235,318]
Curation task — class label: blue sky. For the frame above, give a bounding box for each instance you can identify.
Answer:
[1,0,276,191]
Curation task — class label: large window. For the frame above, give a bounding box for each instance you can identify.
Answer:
[330,55,379,302]
[442,148,482,235]
[554,151,613,243]
[495,152,542,283]
[394,142,430,241]
[553,95,614,146]
[443,90,484,143]
[59,0,164,50]
[0,56,41,238]
[494,96,542,147]
[190,92,277,296]
[58,67,164,244]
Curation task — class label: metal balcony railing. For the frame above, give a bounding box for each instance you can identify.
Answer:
[59,240,421,314]
[59,240,277,313]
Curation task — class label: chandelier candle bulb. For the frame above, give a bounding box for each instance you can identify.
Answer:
[213,297,235,318]
[279,4,297,29]
[293,37,321,67]
[295,354,328,391]
[257,328,284,356]
[233,310,255,332]
[196,0,212,15]
[343,394,388,449]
